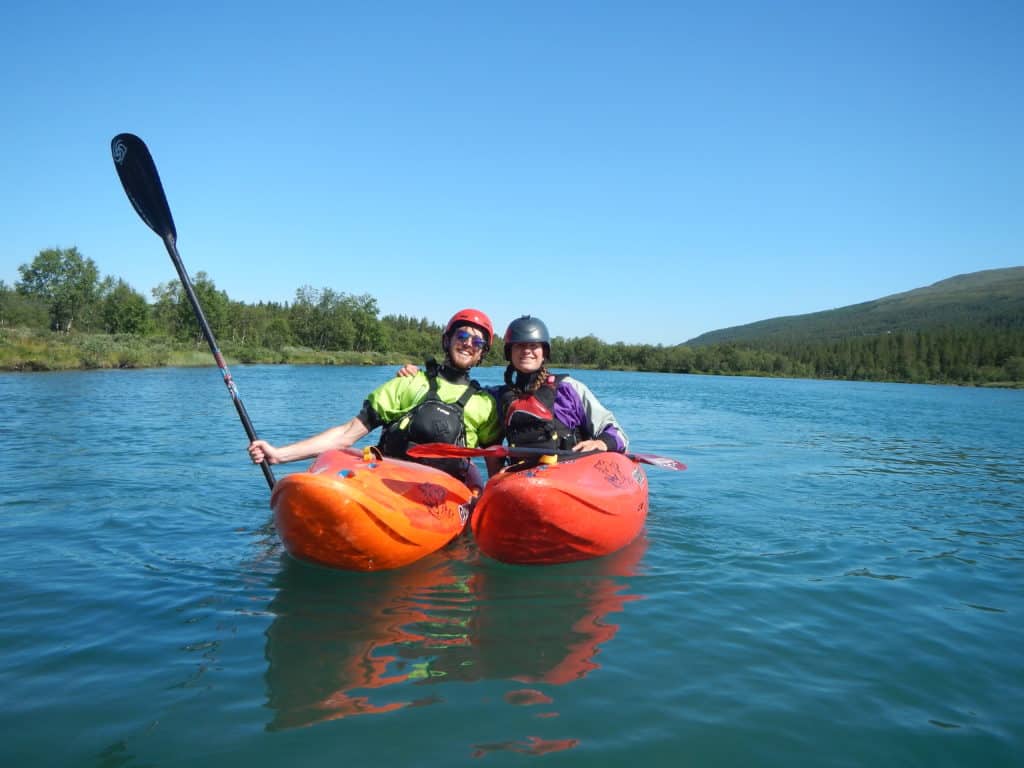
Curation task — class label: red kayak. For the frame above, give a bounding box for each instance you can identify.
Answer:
[271,448,475,571]
[471,452,649,565]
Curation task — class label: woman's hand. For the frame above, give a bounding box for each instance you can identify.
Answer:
[572,439,608,453]
[396,363,419,377]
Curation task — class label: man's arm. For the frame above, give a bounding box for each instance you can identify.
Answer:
[248,416,371,465]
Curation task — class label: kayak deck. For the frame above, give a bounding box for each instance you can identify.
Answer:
[471,452,649,565]
[271,448,475,571]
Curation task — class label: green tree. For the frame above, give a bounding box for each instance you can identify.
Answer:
[345,293,382,351]
[290,286,354,350]
[16,247,101,332]
[288,286,384,351]
[0,280,48,328]
[101,278,152,334]
[150,272,229,342]
[227,300,292,348]
[151,281,185,338]
[380,314,442,358]
[1004,356,1024,382]
[555,334,601,366]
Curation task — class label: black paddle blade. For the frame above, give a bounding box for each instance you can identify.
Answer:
[111,133,177,241]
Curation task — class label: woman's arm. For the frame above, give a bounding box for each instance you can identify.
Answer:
[560,377,629,452]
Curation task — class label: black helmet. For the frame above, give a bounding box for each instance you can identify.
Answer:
[503,315,550,361]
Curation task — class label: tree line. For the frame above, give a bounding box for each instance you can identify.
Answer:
[3,247,1023,385]
[558,330,1024,384]
[1,247,442,356]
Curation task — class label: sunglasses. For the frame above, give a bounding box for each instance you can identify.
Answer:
[453,329,487,349]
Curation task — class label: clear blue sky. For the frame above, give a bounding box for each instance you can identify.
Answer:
[2,1,1021,345]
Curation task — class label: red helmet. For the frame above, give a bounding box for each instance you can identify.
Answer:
[443,308,494,351]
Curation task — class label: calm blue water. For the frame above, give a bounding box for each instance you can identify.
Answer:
[1,366,1021,767]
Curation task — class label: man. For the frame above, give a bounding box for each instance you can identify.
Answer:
[248,308,500,488]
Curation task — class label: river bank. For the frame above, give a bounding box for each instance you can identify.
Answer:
[0,327,406,372]
[2,326,1021,388]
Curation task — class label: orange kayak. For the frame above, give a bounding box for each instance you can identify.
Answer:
[471,452,649,565]
[271,448,475,571]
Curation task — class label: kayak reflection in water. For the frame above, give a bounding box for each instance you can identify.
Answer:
[262,536,647,732]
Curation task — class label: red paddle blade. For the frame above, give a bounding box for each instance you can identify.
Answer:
[630,454,687,471]
[407,443,502,459]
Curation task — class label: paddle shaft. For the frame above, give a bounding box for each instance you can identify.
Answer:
[162,233,276,490]
[111,133,275,490]
[408,442,686,471]
[505,445,686,470]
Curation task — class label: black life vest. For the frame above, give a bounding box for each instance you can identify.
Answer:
[378,365,480,479]
[500,374,579,451]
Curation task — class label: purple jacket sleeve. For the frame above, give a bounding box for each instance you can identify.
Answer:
[552,377,629,452]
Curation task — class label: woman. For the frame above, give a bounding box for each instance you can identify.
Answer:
[249,308,500,489]
[497,315,628,456]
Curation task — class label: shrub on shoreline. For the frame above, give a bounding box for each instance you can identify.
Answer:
[0,328,414,372]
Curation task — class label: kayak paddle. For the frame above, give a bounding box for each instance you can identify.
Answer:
[110,133,276,490]
[407,443,687,471]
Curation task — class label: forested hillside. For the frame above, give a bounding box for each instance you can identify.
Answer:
[686,268,1024,346]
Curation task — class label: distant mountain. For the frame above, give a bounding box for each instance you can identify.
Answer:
[685,267,1024,347]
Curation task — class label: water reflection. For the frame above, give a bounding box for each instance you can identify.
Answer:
[263,536,647,731]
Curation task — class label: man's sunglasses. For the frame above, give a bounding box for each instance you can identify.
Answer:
[453,329,487,349]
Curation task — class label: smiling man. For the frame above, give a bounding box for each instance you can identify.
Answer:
[248,308,500,488]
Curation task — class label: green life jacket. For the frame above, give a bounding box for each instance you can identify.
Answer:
[378,362,480,479]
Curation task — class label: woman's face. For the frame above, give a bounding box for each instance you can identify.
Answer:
[509,342,545,373]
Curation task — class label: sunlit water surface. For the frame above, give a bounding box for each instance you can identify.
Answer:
[1,366,1021,767]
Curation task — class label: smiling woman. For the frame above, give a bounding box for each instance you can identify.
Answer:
[497,315,629,460]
